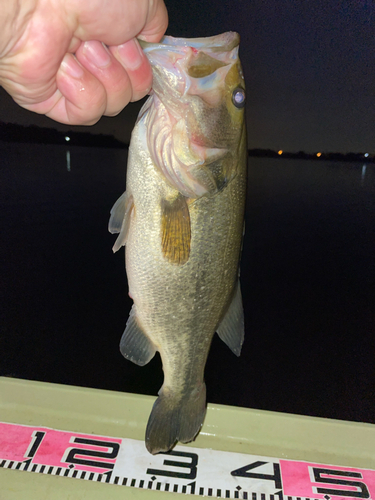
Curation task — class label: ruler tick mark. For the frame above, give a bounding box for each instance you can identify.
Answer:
[1,422,374,500]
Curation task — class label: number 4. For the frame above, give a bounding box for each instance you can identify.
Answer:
[231,461,282,490]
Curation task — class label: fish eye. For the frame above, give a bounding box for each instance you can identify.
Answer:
[232,87,245,108]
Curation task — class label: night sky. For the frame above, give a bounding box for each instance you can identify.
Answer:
[1,0,374,153]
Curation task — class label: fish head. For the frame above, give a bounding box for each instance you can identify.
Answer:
[140,32,246,198]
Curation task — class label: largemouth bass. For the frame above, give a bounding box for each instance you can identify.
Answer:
[109,32,247,454]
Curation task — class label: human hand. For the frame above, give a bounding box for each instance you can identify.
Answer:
[0,0,168,125]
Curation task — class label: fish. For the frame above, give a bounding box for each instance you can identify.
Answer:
[109,32,247,454]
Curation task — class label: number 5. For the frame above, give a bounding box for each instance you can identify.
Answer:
[311,467,370,498]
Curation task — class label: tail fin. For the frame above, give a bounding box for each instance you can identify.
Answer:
[145,383,206,454]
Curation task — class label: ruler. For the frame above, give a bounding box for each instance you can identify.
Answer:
[1,422,374,499]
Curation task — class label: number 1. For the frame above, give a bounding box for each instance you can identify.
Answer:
[24,431,46,459]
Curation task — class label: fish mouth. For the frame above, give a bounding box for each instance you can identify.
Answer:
[139,32,240,88]
[139,32,239,53]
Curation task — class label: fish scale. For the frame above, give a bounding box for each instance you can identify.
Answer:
[109,32,247,454]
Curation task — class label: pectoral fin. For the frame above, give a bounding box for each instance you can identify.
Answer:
[161,194,191,265]
[216,281,244,356]
[120,305,156,366]
[108,191,134,253]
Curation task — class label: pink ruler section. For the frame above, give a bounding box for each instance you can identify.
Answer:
[1,421,374,499]
[0,422,121,474]
[280,459,375,500]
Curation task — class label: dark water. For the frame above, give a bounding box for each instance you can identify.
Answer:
[1,141,375,423]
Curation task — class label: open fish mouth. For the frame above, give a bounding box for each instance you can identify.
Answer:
[139,32,240,52]
[139,32,240,90]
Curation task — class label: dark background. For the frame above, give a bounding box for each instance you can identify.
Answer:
[1,0,374,153]
[1,0,375,425]
[1,142,374,424]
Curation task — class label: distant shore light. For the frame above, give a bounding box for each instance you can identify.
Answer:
[316,152,322,157]
[278,150,283,155]
[364,153,369,157]
[65,136,70,142]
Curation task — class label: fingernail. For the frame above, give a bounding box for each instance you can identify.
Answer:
[83,41,111,68]
[61,54,84,78]
[117,38,144,71]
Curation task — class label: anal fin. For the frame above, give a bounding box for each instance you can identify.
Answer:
[216,281,244,356]
[120,305,156,366]
[161,194,191,265]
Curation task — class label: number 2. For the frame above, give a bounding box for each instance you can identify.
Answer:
[62,437,120,470]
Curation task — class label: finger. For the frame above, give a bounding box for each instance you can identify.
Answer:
[75,40,133,116]
[139,0,169,42]
[110,38,153,103]
[71,0,168,46]
[43,53,107,125]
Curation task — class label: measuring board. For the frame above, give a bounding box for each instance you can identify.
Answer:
[0,422,374,499]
